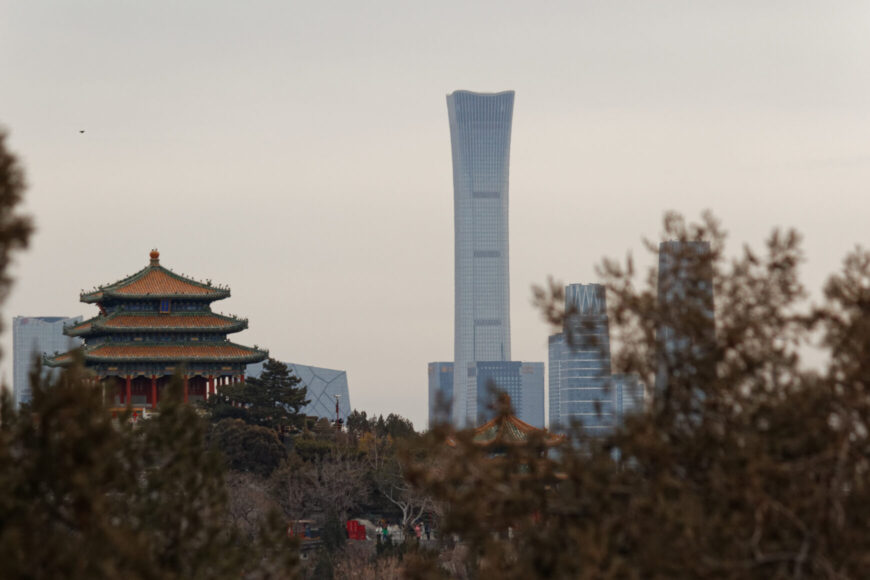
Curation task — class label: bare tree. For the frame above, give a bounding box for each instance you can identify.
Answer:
[272,448,368,525]
[361,433,433,531]
[225,472,280,542]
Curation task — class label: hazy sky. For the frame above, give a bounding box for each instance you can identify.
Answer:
[2,1,869,428]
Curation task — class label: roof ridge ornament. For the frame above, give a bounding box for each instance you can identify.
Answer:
[150,249,160,266]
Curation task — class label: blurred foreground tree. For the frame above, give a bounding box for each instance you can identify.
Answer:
[0,130,32,341]
[406,212,870,579]
[0,363,300,579]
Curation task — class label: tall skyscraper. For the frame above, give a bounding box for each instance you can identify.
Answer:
[13,316,82,408]
[655,241,715,397]
[447,90,514,425]
[548,284,613,434]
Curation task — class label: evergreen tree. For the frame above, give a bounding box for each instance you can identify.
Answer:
[204,358,309,430]
[210,418,287,477]
[345,410,371,439]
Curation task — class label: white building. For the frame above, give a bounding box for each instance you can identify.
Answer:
[13,316,82,408]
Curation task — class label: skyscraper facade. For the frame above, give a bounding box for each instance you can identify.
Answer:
[473,361,544,428]
[612,373,645,419]
[655,241,715,396]
[548,284,613,434]
[13,316,82,408]
[447,90,514,425]
[519,362,545,429]
[427,362,454,427]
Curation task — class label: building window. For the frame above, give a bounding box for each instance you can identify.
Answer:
[160,299,171,314]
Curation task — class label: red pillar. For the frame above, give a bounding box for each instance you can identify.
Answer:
[151,376,157,407]
[238,374,245,384]
[183,376,189,403]
[208,376,215,398]
[125,376,132,408]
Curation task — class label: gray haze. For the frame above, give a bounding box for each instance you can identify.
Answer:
[1,1,869,428]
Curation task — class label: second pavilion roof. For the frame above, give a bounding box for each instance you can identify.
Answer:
[65,311,248,337]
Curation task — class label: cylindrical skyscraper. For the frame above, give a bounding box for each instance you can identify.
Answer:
[447,90,514,426]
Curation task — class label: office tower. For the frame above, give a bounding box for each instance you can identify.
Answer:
[13,316,82,408]
[428,362,454,427]
[247,361,351,423]
[655,241,715,397]
[447,90,514,425]
[548,284,613,434]
[473,361,544,428]
[520,362,545,428]
[612,373,645,419]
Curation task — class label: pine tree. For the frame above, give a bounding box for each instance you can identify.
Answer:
[205,359,309,430]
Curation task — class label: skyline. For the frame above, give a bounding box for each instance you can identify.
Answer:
[2,2,869,429]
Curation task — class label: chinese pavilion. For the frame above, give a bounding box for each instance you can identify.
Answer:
[447,413,565,450]
[45,250,268,407]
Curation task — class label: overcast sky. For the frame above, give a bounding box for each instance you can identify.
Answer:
[1,1,869,428]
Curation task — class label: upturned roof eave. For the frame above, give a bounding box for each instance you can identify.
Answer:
[79,264,230,303]
[466,414,566,447]
[71,315,248,337]
[79,342,269,364]
[63,315,100,337]
[43,353,72,368]
[45,348,268,367]
[80,288,231,303]
[65,310,247,337]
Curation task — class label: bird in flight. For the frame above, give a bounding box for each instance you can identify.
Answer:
[79,130,85,134]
